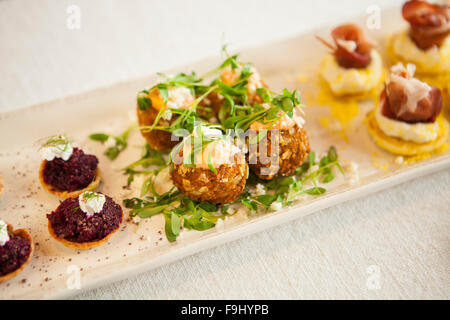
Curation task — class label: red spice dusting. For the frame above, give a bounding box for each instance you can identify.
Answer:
[46,195,122,243]
[43,148,98,192]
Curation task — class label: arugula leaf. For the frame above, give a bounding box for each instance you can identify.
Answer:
[89,133,109,142]
[170,213,181,236]
[164,214,178,243]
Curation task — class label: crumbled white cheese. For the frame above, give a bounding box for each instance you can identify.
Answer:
[166,87,194,109]
[225,205,237,215]
[177,231,185,240]
[251,183,266,197]
[345,161,360,186]
[215,218,224,229]
[162,109,173,121]
[270,201,283,211]
[336,39,357,52]
[79,191,106,218]
[394,156,404,165]
[132,216,141,224]
[40,136,73,161]
[104,136,116,148]
[0,220,9,246]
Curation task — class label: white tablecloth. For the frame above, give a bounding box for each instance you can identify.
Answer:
[1,0,448,299]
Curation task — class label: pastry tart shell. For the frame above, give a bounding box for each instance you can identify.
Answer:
[0,225,34,283]
[47,211,123,250]
[39,161,101,198]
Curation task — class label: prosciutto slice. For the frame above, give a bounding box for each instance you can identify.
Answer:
[402,0,450,49]
[382,63,442,123]
[318,24,376,69]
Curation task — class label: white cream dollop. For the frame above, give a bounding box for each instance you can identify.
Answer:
[166,87,195,109]
[0,220,10,246]
[336,39,357,52]
[180,126,243,169]
[78,191,106,218]
[40,136,73,161]
[392,31,450,73]
[319,49,383,95]
[375,106,440,143]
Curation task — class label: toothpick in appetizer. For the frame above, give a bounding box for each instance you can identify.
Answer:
[317,23,383,98]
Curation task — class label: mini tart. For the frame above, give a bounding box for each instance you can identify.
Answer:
[388,32,450,75]
[319,49,384,98]
[39,162,101,198]
[367,110,449,156]
[47,199,123,249]
[0,225,33,283]
[47,212,123,249]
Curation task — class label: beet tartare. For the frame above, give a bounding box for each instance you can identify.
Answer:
[0,222,33,282]
[47,194,123,248]
[43,147,99,192]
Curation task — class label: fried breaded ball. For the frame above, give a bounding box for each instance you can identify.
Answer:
[170,130,248,204]
[248,115,310,180]
[137,86,194,152]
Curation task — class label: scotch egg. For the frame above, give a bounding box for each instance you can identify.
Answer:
[170,126,248,204]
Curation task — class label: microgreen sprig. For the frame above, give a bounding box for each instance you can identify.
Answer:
[39,135,71,152]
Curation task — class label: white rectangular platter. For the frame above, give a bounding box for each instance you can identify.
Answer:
[0,6,449,299]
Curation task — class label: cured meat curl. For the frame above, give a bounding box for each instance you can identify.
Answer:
[381,64,442,123]
[402,0,450,49]
[318,23,376,69]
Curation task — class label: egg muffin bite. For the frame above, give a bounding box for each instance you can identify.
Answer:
[39,135,101,198]
[388,1,450,75]
[0,221,33,282]
[368,63,449,156]
[170,126,248,205]
[318,24,383,98]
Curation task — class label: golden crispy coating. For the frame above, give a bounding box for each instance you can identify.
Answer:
[367,110,449,156]
[136,105,183,152]
[171,153,248,205]
[248,124,310,180]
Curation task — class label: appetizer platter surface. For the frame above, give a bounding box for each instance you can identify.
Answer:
[0,2,449,299]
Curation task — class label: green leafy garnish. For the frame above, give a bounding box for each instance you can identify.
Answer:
[89,124,136,160]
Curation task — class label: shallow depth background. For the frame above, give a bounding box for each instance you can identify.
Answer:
[1,0,449,299]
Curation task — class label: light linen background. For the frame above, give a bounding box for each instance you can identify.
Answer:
[0,0,449,299]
